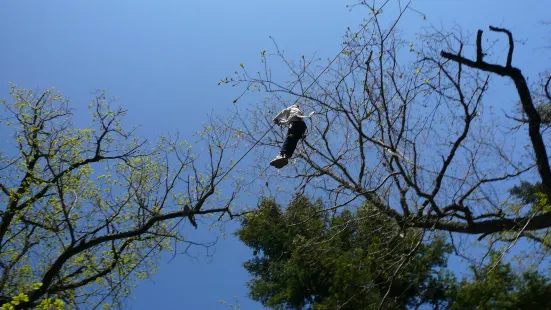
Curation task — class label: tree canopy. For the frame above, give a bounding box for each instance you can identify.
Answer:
[219,3,551,305]
[237,195,551,309]
[237,195,452,309]
[0,85,240,309]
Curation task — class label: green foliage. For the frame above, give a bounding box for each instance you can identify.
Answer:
[236,195,455,309]
[237,195,551,309]
[449,253,551,310]
[509,181,544,205]
[536,103,551,125]
[0,85,232,309]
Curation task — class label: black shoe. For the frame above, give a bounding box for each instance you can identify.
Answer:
[270,154,288,168]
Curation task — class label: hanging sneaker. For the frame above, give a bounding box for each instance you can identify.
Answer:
[270,154,288,169]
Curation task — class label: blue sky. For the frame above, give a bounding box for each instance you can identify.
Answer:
[1,0,550,309]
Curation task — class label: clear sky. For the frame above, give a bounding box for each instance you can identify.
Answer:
[1,0,550,309]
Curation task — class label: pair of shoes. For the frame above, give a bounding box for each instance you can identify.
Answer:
[270,154,288,169]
